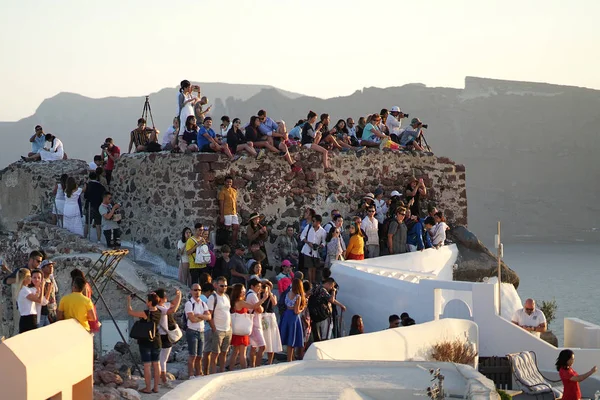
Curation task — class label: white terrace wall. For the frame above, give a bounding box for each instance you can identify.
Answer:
[304,318,479,368]
[564,318,600,349]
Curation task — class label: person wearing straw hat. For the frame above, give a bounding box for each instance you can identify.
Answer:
[359,193,375,219]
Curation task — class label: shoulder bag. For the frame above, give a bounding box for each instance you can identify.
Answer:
[130,312,156,341]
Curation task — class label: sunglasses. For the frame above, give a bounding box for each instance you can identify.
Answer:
[33,258,43,263]
[219,284,227,288]
[368,210,376,213]
[192,289,201,291]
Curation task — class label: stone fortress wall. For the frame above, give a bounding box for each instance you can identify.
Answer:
[109,150,467,264]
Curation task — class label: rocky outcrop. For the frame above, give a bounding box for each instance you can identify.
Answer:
[0,159,88,231]
[111,150,468,265]
[449,226,519,288]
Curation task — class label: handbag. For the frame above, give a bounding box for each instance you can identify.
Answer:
[130,316,156,341]
[231,312,254,336]
[195,244,212,264]
[167,324,183,343]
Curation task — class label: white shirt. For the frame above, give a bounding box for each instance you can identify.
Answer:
[512,308,546,337]
[162,125,177,147]
[347,125,357,138]
[185,298,208,332]
[361,216,379,245]
[207,293,231,332]
[374,199,388,224]
[385,114,402,136]
[300,224,327,258]
[245,290,263,328]
[157,302,174,334]
[18,286,37,316]
[430,222,448,246]
[89,161,98,171]
[220,122,232,138]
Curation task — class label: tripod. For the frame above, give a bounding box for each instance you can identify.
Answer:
[140,96,156,129]
[419,130,432,152]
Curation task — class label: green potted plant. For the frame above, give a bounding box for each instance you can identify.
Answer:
[540,298,558,346]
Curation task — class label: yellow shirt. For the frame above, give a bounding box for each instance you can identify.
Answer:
[346,234,365,258]
[58,292,94,331]
[218,187,238,216]
[186,236,207,269]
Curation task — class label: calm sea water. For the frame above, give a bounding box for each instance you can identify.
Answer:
[501,243,600,346]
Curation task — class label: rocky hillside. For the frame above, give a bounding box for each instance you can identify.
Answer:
[2,77,600,242]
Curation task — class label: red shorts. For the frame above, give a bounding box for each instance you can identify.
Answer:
[231,334,249,347]
[346,253,364,260]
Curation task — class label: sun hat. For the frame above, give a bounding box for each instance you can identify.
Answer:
[363,193,375,200]
[248,212,262,221]
[390,190,402,197]
[390,106,401,113]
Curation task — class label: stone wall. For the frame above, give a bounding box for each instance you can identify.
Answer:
[0,159,89,230]
[110,149,467,264]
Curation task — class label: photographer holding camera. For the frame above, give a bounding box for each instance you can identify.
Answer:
[399,118,426,151]
[386,106,408,144]
[300,214,327,284]
[99,192,122,248]
[101,138,120,186]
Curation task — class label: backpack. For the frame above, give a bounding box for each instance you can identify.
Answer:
[215,227,230,246]
[379,216,394,247]
[308,285,332,323]
[181,300,195,331]
[195,244,212,264]
[278,285,292,316]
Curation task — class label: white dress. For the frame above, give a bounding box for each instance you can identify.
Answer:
[39,139,64,161]
[53,183,65,216]
[63,187,84,236]
[178,93,194,128]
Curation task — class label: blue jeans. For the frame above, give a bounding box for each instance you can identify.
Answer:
[186,329,204,356]
[38,314,50,327]
[139,345,160,363]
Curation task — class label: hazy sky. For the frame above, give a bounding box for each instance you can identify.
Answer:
[1,0,599,121]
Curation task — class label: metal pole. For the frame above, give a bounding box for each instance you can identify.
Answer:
[497,221,501,316]
[89,278,144,377]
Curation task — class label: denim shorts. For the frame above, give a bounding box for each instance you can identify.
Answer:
[139,345,160,363]
[186,329,204,356]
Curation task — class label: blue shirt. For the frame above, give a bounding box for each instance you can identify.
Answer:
[289,125,302,140]
[32,135,46,153]
[258,117,278,136]
[197,127,216,149]
[400,127,421,146]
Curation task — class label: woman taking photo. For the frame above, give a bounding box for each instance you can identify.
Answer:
[16,268,44,333]
[155,288,182,389]
[260,280,282,365]
[345,221,365,260]
[279,278,306,362]
[127,292,162,394]
[325,227,345,268]
[556,349,597,400]
[229,283,267,371]
[177,227,192,286]
[62,177,85,236]
[246,213,270,271]
[179,115,200,153]
[178,80,199,132]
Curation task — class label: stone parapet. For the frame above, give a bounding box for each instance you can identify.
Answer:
[110,149,467,264]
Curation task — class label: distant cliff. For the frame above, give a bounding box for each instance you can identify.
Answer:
[2,77,600,243]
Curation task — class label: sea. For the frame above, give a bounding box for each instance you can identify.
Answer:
[502,243,600,347]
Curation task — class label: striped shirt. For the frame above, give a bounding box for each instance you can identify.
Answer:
[130,128,152,147]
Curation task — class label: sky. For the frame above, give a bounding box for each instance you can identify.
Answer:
[1,0,599,121]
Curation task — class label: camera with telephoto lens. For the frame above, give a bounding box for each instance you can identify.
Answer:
[100,143,109,149]
[403,113,410,118]
[419,123,428,129]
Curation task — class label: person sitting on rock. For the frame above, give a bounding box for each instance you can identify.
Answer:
[21,133,65,162]
[512,298,547,338]
[179,115,200,153]
[227,118,259,158]
[301,111,331,171]
[197,117,234,160]
[128,118,159,153]
[28,125,46,157]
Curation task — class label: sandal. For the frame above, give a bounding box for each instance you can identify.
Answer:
[140,389,152,394]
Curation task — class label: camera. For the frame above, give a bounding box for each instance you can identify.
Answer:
[101,143,109,149]
[312,243,319,251]
[402,113,410,118]
[421,124,428,129]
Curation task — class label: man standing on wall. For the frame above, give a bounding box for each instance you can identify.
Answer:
[218,176,239,245]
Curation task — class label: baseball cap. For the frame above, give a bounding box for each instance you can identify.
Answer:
[411,117,421,125]
[390,190,402,197]
[390,106,401,113]
[281,260,292,268]
[40,260,55,268]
